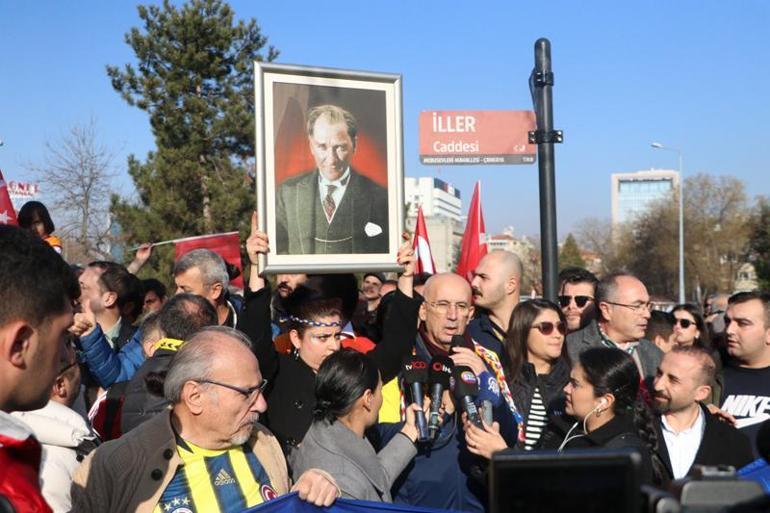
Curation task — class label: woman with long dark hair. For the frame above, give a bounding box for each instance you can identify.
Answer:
[291,349,422,502]
[462,299,570,456]
[505,299,571,449]
[671,303,711,349]
[539,347,666,484]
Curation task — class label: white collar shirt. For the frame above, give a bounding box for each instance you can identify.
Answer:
[661,407,706,479]
[318,167,351,221]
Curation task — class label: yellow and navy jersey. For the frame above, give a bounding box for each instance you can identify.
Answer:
[153,437,278,513]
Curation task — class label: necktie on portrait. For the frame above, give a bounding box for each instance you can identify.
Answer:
[323,184,337,222]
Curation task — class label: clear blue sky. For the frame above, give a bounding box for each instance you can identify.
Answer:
[2,0,768,239]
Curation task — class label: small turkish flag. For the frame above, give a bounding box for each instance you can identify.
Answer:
[174,232,244,289]
[0,169,18,225]
[455,181,487,282]
[413,206,436,274]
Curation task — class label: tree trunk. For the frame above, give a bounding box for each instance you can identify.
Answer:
[200,155,212,233]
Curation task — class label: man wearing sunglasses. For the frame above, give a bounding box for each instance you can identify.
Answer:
[566,272,662,385]
[557,267,598,334]
[72,326,339,512]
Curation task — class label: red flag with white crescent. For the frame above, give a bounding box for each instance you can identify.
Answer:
[455,181,487,282]
[0,169,18,225]
[412,206,436,274]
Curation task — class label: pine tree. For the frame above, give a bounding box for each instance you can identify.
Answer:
[559,233,586,270]
[108,0,277,279]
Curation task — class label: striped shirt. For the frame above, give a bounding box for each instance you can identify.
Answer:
[524,386,548,450]
[153,437,277,513]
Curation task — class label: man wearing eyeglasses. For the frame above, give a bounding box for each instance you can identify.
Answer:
[557,267,598,334]
[12,340,98,512]
[72,326,339,513]
[374,272,518,513]
[566,272,663,386]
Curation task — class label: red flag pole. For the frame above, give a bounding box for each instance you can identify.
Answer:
[455,181,487,282]
[413,205,436,274]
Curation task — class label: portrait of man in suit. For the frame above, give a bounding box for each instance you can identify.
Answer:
[275,105,389,255]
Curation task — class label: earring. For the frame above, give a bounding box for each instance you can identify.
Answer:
[293,348,300,360]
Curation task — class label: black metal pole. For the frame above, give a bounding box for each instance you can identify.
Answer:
[531,38,561,301]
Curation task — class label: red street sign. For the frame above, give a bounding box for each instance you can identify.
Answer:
[419,110,536,165]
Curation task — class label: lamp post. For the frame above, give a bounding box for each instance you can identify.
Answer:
[650,142,685,303]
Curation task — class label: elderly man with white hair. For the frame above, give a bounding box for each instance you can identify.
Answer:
[71,326,338,513]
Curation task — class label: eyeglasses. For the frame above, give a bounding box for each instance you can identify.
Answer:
[558,295,594,308]
[197,379,269,402]
[604,301,653,313]
[427,301,471,316]
[675,318,694,329]
[531,321,567,336]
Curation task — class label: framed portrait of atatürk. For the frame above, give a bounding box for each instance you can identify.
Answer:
[254,62,404,274]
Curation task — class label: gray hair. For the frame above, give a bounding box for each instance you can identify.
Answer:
[306,104,357,140]
[173,249,229,290]
[163,326,253,403]
[595,271,642,304]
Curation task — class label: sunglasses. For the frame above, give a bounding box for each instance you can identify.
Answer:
[532,321,567,336]
[557,295,593,308]
[675,318,694,329]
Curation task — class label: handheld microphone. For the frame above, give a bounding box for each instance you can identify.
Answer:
[450,334,465,350]
[428,355,453,438]
[452,365,483,428]
[402,355,430,442]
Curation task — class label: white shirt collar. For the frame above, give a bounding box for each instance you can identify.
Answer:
[661,406,705,435]
[318,167,351,189]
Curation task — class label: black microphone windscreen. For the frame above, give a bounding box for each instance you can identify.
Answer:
[402,356,429,384]
[452,366,479,397]
[429,355,453,388]
[450,335,465,349]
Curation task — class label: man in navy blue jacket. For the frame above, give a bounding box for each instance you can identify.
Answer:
[372,272,519,513]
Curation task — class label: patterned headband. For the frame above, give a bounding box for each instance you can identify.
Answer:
[286,315,343,328]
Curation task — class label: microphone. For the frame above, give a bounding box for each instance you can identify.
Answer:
[450,334,465,349]
[402,355,430,442]
[428,355,453,438]
[452,365,483,428]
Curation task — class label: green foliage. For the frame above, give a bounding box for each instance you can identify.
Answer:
[108,0,277,281]
[559,233,585,270]
[747,196,770,290]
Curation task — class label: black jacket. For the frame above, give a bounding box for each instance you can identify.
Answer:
[119,349,174,434]
[238,285,421,455]
[655,403,754,480]
[510,357,570,447]
[540,413,655,484]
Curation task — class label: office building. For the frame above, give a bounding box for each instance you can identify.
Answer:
[611,169,679,226]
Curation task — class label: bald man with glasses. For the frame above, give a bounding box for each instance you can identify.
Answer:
[566,272,663,386]
[72,327,339,513]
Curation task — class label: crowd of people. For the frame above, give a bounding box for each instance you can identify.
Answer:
[1,199,769,513]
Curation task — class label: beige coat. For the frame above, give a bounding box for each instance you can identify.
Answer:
[70,410,290,513]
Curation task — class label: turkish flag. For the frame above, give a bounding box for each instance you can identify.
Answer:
[413,206,436,274]
[455,181,487,282]
[0,169,18,225]
[174,232,244,289]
